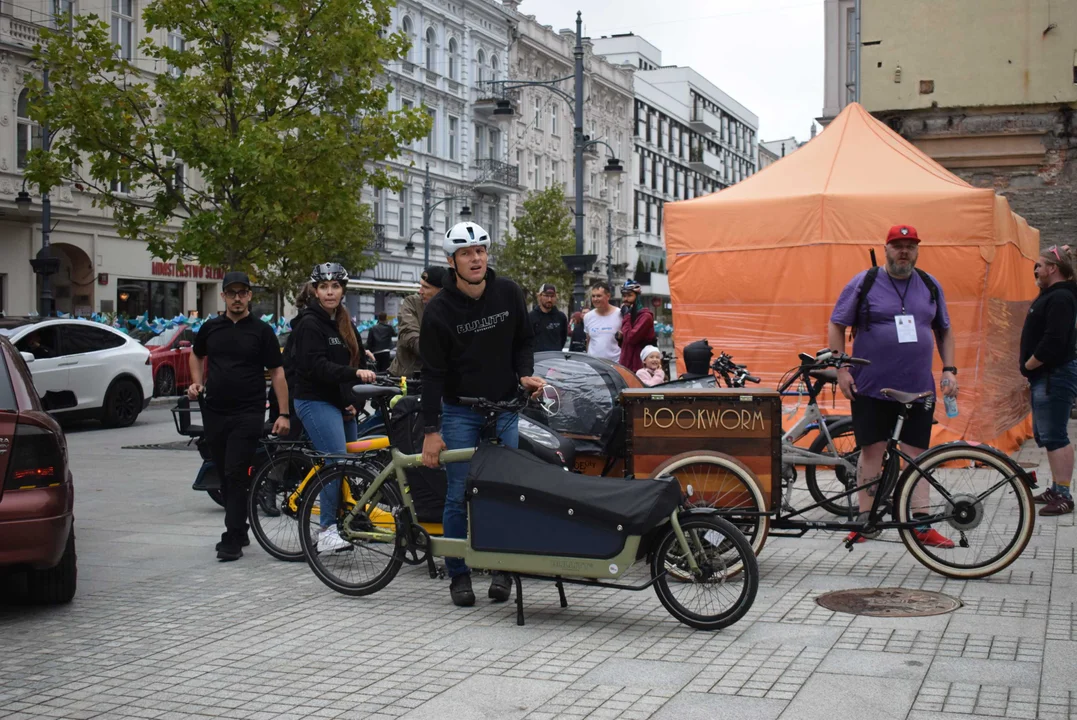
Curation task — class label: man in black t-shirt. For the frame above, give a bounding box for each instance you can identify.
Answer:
[528,283,568,353]
[189,271,290,561]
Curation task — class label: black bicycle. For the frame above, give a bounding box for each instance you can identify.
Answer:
[687,351,1036,579]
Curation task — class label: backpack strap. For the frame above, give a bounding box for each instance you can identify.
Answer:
[914,268,942,330]
[851,267,880,336]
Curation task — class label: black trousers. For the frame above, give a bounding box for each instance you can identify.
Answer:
[202,408,264,541]
[374,351,391,372]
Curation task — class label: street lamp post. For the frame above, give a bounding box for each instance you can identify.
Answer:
[418,163,473,266]
[485,12,623,314]
[26,67,59,317]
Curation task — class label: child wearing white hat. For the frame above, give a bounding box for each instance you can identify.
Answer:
[636,345,665,387]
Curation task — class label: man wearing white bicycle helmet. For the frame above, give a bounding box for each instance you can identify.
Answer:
[419,221,545,608]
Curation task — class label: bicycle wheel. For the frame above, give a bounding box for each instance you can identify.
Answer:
[803,418,861,516]
[895,444,1034,579]
[650,451,770,559]
[298,463,405,596]
[651,513,759,631]
[248,449,315,562]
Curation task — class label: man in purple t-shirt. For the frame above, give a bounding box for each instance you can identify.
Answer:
[828,224,959,548]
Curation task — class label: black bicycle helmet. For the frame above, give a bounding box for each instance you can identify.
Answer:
[310,262,349,287]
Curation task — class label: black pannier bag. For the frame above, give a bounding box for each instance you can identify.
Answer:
[467,444,682,559]
[387,395,448,523]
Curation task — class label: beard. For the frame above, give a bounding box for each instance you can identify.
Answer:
[887,260,914,278]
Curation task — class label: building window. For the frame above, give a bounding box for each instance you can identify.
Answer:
[533,96,541,127]
[447,38,457,79]
[426,108,436,153]
[165,148,185,195]
[53,0,74,30]
[373,188,383,224]
[16,89,42,169]
[110,177,131,194]
[846,7,857,104]
[551,160,559,183]
[551,103,559,135]
[476,49,485,85]
[398,186,408,235]
[401,16,413,62]
[448,115,458,160]
[475,124,486,159]
[111,0,133,60]
[443,198,453,232]
[167,29,184,77]
[425,28,436,71]
[490,55,499,81]
[117,279,182,319]
[488,127,499,161]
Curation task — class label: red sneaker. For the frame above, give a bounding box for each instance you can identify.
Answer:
[845,531,866,544]
[914,528,955,549]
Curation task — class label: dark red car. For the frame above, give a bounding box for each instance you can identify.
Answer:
[0,335,77,604]
[144,326,197,397]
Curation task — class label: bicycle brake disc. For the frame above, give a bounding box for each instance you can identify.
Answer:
[944,493,983,532]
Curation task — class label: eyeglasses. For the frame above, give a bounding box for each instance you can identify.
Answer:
[224,288,251,299]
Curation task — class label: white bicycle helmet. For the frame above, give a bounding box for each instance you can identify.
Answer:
[443,221,490,257]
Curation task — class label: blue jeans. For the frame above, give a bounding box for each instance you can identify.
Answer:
[295,399,358,528]
[441,402,519,578]
[1031,359,1077,452]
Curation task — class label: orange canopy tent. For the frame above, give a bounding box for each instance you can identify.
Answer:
[664,102,1039,451]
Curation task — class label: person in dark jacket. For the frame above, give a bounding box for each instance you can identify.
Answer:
[366,313,396,372]
[568,311,587,352]
[1021,244,1077,516]
[292,262,376,552]
[419,221,544,608]
[617,279,656,372]
[529,283,568,353]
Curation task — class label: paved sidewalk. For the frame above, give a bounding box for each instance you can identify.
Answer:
[0,409,1074,720]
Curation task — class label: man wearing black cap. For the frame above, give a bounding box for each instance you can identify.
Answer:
[390,266,444,376]
[529,283,568,353]
[188,271,291,561]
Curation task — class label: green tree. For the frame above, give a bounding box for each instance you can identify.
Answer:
[497,185,574,306]
[634,257,646,277]
[26,0,430,297]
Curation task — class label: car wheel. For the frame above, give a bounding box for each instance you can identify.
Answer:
[102,378,142,428]
[154,366,176,397]
[26,531,77,605]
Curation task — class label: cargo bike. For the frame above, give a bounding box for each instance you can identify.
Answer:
[613,351,1037,580]
[295,385,759,631]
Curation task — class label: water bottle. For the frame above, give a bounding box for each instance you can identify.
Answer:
[941,379,958,418]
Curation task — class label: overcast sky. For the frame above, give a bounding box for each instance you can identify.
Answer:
[516,0,824,143]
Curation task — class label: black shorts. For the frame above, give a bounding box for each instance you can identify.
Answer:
[851,395,934,449]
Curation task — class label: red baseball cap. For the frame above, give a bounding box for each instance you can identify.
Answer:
[886,225,921,244]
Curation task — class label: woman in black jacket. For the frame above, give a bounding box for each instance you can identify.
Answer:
[1021,245,1077,516]
[292,262,376,552]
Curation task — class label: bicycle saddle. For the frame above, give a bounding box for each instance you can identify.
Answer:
[880,388,934,404]
[351,385,402,401]
[808,368,837,382]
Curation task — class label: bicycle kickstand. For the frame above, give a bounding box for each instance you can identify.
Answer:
[844,533,863,551]
[514,574,525,626]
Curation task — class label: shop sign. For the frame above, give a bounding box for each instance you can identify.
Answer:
[151,262,224,280]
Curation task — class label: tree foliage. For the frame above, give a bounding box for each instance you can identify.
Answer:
[497,185,575,306]
[26,0,430,296]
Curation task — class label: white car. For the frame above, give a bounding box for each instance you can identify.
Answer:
[0,317,153,427]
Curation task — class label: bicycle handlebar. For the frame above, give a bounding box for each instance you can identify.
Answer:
[455,389,533,414]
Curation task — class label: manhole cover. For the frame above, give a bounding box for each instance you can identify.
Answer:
[815,587,962,617]
[122,441,199,451]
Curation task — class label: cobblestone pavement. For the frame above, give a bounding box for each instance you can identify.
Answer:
[1,408,1074,719]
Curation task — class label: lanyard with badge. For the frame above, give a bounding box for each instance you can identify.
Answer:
[888,273,918,343]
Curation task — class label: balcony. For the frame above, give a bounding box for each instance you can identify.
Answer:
[401,61,415,75]
[689,147,722,175]
[689,105,720,134]
[471,159,519,195]
[372,224,387,251]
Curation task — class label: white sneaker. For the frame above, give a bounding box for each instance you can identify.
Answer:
[317,526,350,553]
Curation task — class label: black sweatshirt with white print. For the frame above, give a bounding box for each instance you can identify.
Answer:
[419,268,534,429]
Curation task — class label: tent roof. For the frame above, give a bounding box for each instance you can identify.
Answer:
[665,103,1038,258]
